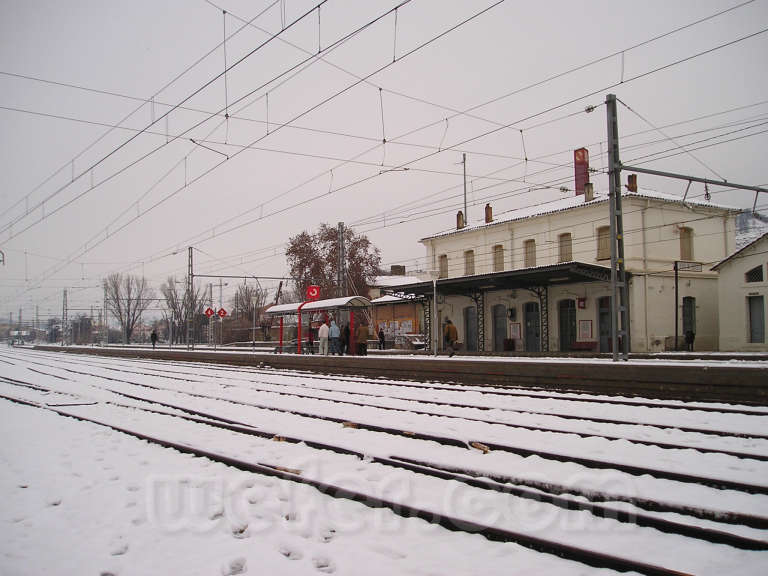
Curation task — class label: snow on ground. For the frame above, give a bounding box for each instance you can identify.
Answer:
[2,347,768,575]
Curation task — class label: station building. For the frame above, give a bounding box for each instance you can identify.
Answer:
[385,177,747,353]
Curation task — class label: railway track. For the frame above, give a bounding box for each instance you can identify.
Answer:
[1,382,766,576]
[4,348,768,574]
[33,344,768,405]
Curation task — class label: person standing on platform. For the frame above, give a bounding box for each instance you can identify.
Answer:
[357,321,369,356]
[378,327,385,350]
[150,330,158,350]
[329,319,340,355]
[318,319,330,355]
[444,319,458,357]
[342,323,350,355]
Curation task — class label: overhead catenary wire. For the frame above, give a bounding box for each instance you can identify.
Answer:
[7,3,768,316]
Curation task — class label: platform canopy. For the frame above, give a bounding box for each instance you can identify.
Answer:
[265,296,371,316]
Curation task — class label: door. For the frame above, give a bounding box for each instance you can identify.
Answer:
[524,302,540,352]
[463,306,478,352]
[492,304,507,352]
[749,295,765,343]
[559,299,577,352]
[598,296,611,352]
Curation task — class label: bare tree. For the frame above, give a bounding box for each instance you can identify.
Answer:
[230,282,268,318]
[104,273,155,343]
[160,276,207,344]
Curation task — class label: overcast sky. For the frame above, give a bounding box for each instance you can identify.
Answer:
[1,0,767,324]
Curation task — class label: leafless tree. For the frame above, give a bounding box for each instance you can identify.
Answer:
[230,282,269,319]
[160,276,207,344]
[104,273,155,343]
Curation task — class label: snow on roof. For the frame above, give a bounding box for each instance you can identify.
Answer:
[711,232,768,271]
[266,296,371,315]
[370,295,408,304]
[373,275,423,287]
[421,189,743,242]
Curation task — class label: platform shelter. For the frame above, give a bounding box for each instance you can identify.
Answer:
[266,296,372,354]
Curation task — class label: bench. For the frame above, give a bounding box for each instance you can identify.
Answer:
[569,341,597,351]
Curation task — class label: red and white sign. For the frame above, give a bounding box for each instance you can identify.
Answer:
[205,307,215,318]
[217,308,228,318]
[306,285,320,301]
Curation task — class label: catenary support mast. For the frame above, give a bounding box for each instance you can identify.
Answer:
[606,94,629,361]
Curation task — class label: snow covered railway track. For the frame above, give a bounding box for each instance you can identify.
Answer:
[32,344,768,405]
[1,389,766,576]
[2,376,768,539]
[7,349,768,456]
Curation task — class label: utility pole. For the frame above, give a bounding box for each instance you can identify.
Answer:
[103,283,108,346]
[462,153,468,224]
[186,247,194,350]
[606,94,629,361]
[62,289,68,346]
[209,283,214,348]
[337,222,346,297]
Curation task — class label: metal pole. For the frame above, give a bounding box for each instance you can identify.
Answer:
[674,261,679,351]
[606,94,629,361]
[103,283,108,346]
[186,247,194,350]
[209,283,214,349]
[462,153,468,223]
[433,278,438,356]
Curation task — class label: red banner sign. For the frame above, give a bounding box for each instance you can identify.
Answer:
[217,308,227,318]
[205,307,215,318]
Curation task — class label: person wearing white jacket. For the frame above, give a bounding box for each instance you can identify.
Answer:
[318,320,330,355]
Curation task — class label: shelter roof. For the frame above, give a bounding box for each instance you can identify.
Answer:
[266,296,371,315]
[382,262,615,297]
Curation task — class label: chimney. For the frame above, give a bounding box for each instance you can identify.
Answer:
[484,203,493,223]
[456,210,465,229]
[584,182,594,202]
[627,174,637,192]
[390,265,405,276]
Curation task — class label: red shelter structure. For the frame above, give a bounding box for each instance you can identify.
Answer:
[266,296,372,354]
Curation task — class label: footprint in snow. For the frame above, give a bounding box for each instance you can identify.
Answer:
[110,543,129,556]
[230,522,249,539]
[320,528,336,543]
[278,545,303,560]
[221,557,247,575]
[312,556,335,573]
[47,499,62,507]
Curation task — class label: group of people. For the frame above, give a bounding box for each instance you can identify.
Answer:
[314,318,371,356]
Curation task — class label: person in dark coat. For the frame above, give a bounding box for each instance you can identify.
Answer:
[444,319,458,357]
[342,323,350,355]
[150,330,158,349]
[684,329,695,352]
[378,328,386,350]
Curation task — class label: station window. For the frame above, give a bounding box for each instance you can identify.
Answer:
[559,233,572,263]
[439,254,448,278]
[524,239,536,268]
[746,265,764,283]
[680,227,693,261]
[596,226,610,261]
[493,245,504,272]
[464,250,475,276]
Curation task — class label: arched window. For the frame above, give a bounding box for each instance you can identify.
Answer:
[680,227,693,261]
[558,233,572,263]
[596,226,610,260]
